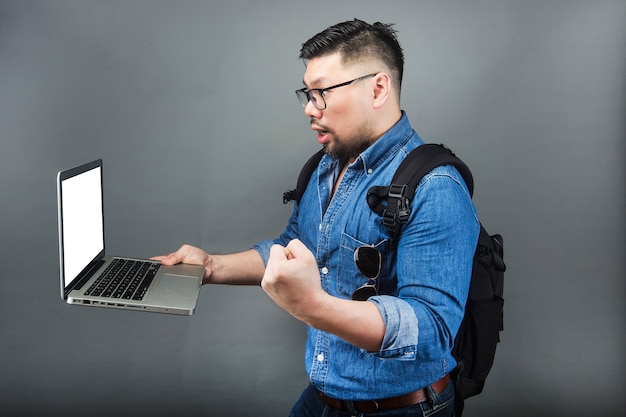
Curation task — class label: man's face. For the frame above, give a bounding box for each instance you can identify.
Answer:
[302,53,377,163]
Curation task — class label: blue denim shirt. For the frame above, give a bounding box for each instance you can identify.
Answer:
[254,112,479,400]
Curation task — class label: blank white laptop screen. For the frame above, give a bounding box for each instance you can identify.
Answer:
[60,164,104,288]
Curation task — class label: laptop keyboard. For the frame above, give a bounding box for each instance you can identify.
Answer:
[84,259,161,301]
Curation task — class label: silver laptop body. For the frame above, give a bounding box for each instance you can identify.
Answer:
[57,159,203,316]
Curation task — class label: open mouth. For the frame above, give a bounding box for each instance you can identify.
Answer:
[311,122,330,143]
[316,130,330,144]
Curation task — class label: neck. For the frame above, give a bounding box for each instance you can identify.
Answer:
[370,107,403,144]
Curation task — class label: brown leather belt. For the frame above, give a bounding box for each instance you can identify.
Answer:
[318,374,450,413]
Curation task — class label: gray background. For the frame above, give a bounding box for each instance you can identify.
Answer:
[1,1,624,416]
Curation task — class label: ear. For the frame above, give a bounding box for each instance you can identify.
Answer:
[371,72,392,109]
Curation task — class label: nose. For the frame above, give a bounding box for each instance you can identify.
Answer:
[303,100,322,118]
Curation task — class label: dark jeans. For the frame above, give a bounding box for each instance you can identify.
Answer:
[289,381,455,417]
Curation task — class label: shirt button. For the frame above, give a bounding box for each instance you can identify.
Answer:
[367,168,373,174]
[321,267,329,275]
[317,353,324,362]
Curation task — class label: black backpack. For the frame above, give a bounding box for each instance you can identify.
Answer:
[283,144,505,416]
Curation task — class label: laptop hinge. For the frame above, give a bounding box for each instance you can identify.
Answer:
[64,257,105,298]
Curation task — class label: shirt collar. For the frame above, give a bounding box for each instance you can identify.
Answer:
[355,111,418,174]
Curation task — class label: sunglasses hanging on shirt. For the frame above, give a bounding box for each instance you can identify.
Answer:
[352,246,382,301]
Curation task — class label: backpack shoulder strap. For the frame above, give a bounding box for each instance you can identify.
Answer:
[283,149,325,204]
[367,144,474,235]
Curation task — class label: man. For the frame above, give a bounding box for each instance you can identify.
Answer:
[154,19,479,417]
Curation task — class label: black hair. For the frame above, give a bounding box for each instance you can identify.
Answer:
[299,19,404,91]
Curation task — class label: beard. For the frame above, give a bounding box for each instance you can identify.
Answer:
[316,120,376,164]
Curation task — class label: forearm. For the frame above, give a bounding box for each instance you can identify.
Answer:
[301,292,386,352]
[207,249,266,286]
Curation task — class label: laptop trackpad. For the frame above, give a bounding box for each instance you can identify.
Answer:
[159,274,199,292]
[150,274,200,303]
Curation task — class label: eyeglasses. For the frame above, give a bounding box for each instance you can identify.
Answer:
[352,246,381,301]
[295,73,378,110]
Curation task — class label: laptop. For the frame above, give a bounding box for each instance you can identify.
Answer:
[57,159,204,316]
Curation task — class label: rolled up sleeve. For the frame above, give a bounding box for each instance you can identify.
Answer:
[369,295,418,360]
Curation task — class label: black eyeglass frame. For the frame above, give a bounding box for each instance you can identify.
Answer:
[295,73,378,110]
[352,245,382,301]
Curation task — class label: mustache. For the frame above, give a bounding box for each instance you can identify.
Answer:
[310,119,331,132]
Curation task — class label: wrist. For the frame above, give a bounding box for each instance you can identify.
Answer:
[201,253,215,285]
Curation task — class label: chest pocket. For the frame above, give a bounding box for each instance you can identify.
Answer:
[337,233,393,298]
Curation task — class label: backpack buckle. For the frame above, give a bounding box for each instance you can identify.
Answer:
[283,189,297,204]
[382,184,411,232]
[382,208,398,229]
[387,183,407,200]
[389,184,411,224]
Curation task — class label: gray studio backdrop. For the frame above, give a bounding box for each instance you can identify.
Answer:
[1,1,624,416]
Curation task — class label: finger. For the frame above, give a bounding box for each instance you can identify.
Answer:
[268,244,290,265]
[150,253,179,265]
[285,239,310,259]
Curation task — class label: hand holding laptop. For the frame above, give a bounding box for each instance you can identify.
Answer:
[151,244,209,283]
